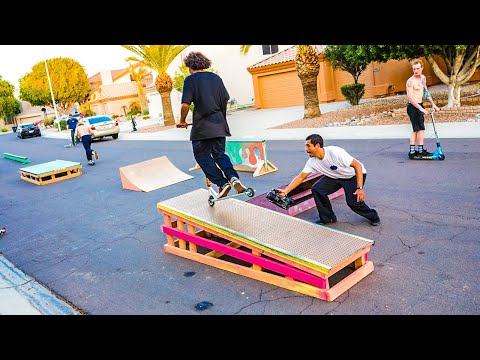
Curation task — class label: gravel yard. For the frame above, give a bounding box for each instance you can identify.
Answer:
[136,82,480,133]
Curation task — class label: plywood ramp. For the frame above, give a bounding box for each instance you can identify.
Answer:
[157,188,375,301]
[120,156,193,192]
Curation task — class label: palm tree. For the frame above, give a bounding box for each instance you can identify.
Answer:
[295,45,321,118]
[240,45,321,118]
[122,45,189,126]
[127,62,149,114]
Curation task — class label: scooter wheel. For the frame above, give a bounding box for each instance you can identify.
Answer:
[245,188,255,197]
[208,195,215,206]
[438,154,445,160]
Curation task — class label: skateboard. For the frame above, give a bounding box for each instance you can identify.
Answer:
[206,178,255,206]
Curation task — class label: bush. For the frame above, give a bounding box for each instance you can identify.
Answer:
[59,119,67,131]
[340,83,365,106]
[111,114,119,119]
[143,115,150,120]
[142,109,149,115]
[1,127,7,132]
[84,109,95,117]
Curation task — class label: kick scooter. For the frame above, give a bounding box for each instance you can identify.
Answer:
[206,178,255,206]
[409,110,445,160]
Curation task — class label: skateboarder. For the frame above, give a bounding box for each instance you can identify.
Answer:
[178,51,247,198]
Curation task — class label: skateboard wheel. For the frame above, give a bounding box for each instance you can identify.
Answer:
[246,188,255,197]
[208,195,215,206]
[438,154,445,160]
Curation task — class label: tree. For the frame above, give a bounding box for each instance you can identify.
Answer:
[367,45,480,108]
[18,57,91,114]
[127,62,149,114]
[122,45,189,126]
[295,45,321,118]
[324,45,372,105]
[0,77,21,120]
[324,45,371,84]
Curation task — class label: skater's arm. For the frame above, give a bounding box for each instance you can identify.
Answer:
[423,84,440,112]
[350,159,366,202]
[179,102,190,126]
[277,172,310,197]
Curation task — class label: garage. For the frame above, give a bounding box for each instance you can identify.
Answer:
[258,70,304,108]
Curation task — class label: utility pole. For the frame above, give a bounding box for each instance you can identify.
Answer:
[44,58,61,132]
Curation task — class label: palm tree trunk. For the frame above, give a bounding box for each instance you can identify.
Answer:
[161,91,175,126]
[300,76,321,118]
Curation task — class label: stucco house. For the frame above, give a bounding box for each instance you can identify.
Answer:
[0,101,55,131]
[86,68,151,117]
[144,45,292,122]
[248,45,480,109]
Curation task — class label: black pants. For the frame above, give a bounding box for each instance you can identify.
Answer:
[81,135,94,161]
[311,174,379,223]
[192,137,239,188]
[70,129,77,145]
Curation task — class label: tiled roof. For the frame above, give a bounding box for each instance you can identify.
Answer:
[89,68,129,84]
[92,82,138,101]
[248,45,325,69]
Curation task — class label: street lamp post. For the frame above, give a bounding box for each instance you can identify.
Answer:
[44,59,61,132]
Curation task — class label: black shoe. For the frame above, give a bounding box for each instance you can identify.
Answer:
[418,149,433,156]
[408,151,418,159]
[316,217,337,225]
[370,217,381,226]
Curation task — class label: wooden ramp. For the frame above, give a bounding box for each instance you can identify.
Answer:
[20,160,82,185]
[157,189,374,302]
[120,156,193,192]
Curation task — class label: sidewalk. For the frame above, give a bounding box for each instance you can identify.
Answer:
[3,100,480,315]
[41,102,480,142]
[0,254,80,315]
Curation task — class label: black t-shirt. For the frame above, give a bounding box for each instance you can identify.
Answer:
[181,72,231,141]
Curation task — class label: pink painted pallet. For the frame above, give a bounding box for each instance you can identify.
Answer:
[157,189,374,302]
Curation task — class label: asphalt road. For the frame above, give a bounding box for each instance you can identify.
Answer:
[1,133,479,315]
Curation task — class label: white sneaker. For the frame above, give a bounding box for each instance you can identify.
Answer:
[230,177,246,193]
[217,182,231,198]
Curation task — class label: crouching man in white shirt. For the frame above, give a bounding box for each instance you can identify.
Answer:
[278,133,381,226]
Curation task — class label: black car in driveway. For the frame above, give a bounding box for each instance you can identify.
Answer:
[17,123,41,139]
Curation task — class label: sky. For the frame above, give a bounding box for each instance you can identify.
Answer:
[0,45,134,90]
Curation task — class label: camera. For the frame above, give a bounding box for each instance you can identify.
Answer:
[266,189,295,210]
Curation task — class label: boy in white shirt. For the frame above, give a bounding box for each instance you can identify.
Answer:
[278,134,380,226]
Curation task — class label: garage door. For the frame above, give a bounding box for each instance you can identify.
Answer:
[258,71,304,108]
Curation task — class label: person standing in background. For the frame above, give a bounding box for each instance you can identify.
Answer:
[66,114,79,146]
[406,59,440,159]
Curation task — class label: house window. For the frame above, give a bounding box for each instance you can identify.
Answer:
[262,45,279,55]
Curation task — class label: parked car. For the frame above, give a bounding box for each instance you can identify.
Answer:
[17,123,41,139]
[81,115,120,140]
